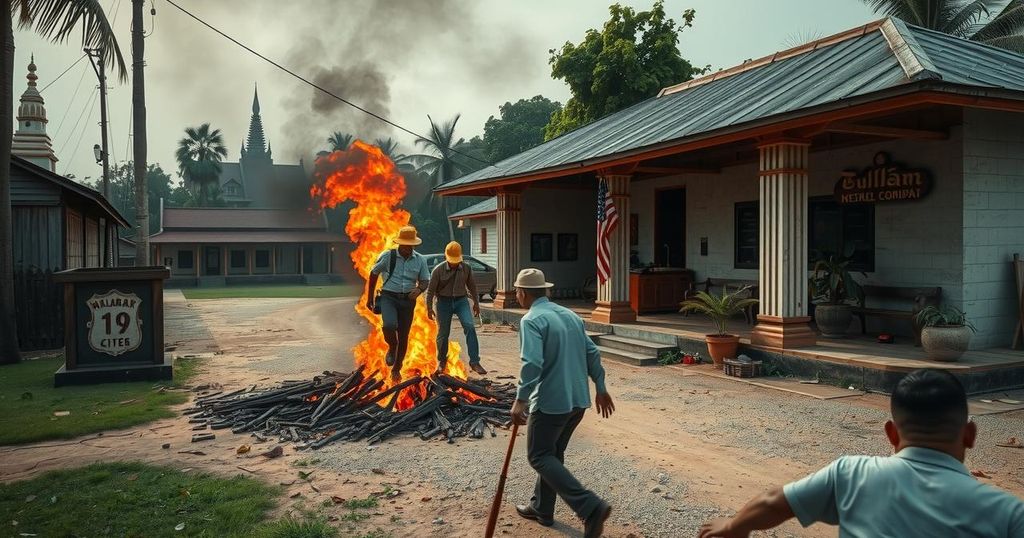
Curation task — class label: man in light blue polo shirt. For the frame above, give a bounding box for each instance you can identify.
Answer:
[509,268,614,538]
[366,225,430,382]
[699,369,1024,537]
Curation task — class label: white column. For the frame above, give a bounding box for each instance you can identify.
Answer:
[592,174,636,323]
[750,139,816,348]
[493,191,521,309]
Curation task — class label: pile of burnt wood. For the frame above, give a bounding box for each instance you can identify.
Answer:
[185,367,516,448]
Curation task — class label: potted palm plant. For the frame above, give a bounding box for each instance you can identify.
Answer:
[809,247,864,338]
[679,286,758,368]
[916,306,976,362]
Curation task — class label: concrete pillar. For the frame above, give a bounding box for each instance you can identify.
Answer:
[271,246,277,275]
[222,246,228,277]
[493,191,521,309]
[195,245,200,277]
[750,139,816,348]
[299,245,305,275]
[592,174,636,323]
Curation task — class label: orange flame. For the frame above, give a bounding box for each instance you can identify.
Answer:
[311,141,468,410]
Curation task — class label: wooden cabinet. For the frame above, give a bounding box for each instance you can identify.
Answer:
[629,270,694,314]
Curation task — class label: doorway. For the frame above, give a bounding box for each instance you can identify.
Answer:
[204,246,221,275]
[654,188,686,267]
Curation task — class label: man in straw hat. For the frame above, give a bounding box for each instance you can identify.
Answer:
[510,268,614,538]
[426,241,486,375]
[366,225,431,382]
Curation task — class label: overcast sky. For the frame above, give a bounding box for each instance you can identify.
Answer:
[13,0,877,184]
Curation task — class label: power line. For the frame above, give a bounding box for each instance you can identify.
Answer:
[52,61,89,139]
[64,91,99,175]
[39,54,87,93]
[162,0,492,167]
[57,87,96,156]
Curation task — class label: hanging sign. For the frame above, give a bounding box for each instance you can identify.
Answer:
[834,152,932,204]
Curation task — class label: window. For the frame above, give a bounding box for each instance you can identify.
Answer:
[809,197,875,272]
[230,249,247,268]
[254,250,270,268]
[557,233,579,262]
[85,219,99,267]
[734,201,759,269]
[731,198,875,272]
[530,233,553,262]
[66,210,83,269]
[479,227,488,254]
[178,250,194,269]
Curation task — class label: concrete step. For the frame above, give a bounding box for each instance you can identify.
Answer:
[596,345,660,367]
[586,330,609,343]
[596,334,676,356]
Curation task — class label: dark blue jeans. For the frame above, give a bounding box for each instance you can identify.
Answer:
[435,296,480,366]
[379,293,414,371]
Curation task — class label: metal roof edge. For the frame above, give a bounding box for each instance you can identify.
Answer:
[11,156,130,227]
[658,19,887,97]
[879,17,942,82]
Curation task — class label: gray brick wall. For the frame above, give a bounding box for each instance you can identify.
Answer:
[961,109,1024,349]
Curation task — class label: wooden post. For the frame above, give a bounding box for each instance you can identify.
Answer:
[195,245,200,277]
[248,247,254,275]
[1013,253,1023,350]
[222,246,228,276]
[299,245,305,275]
[271,246,277,275]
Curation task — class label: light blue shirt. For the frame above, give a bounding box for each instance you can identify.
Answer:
[371,249,430,294]
[516,297,607,414]
[783,447,1024,537]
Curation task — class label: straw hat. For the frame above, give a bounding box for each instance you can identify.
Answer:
[444,241,463,264]
[514,268,554,289]
[393,225,422,246]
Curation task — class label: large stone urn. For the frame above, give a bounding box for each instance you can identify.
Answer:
[814,304,852,338]
[920,325,972,362]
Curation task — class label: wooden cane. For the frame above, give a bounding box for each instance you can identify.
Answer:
[484,422,520,538]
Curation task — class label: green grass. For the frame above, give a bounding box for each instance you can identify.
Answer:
[0,462,338,537]
[182,284,360,300]
[342,496,379,510]
[0,356,199,445]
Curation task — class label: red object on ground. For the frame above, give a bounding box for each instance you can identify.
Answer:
[877,333,894,344]
[683,355,695,365]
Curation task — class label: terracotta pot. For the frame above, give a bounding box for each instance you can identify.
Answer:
[921,325,972,362]
[705,334,740,368]
[814,304,852,338]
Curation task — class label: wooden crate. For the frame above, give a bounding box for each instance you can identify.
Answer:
[723,359,762,378]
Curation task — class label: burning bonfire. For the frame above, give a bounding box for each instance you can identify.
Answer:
[187,141,515,446]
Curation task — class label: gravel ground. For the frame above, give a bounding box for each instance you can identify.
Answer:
[171,295,1024,537]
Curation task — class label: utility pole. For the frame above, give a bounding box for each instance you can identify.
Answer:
[132,0,150,266]
[85,48,110,200]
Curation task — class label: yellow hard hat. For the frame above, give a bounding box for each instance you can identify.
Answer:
[444,241,463,264]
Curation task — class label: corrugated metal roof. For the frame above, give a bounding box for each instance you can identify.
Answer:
[439,18,1024,193]
[161,208,326,230]
[448,197,496,219]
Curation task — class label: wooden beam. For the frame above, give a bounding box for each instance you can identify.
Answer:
[823,122,947,140]
[634,166,720,175]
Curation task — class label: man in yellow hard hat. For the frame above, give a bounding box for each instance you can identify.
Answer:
[366,225,431,382]
[426,241,486,375]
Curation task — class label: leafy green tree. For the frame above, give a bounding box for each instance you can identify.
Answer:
[1,0,126,364]
[175,124,228,207]
[862,0,1024,52]
[328,131,353,152]
[544,1,705,139]
[483,96,562,162]
[83,162,172,235]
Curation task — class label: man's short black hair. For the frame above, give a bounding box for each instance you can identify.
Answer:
[891,369,968,442]
[518,287,548,300]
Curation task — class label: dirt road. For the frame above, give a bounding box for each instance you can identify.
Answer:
[2,293,1022,537]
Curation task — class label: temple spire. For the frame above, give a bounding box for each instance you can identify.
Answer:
[244,83,268,159]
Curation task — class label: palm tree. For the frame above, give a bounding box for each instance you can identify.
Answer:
[327,131,353,152]
[374,137,402,160]
[1,1,126,365]
[407,115,471,241]
[175,124,228,207]
[862,0,1024,52]
[131,0,149,265]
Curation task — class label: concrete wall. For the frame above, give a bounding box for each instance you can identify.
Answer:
[961,109,1024,349]
[468,216,497,268]
[520,188,597,295]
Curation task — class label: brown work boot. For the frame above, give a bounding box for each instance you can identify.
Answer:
[470,363,487,375]
[515,504,553,527]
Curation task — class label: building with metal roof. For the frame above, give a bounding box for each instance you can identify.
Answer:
[436,18,1024,392]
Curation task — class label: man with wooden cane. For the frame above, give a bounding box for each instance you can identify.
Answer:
[507,268,614,538]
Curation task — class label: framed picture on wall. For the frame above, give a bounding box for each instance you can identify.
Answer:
[531,233,553,262]
[630,213,639,247]
[557,233,579,262]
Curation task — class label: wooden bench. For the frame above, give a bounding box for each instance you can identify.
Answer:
[852,285,941,346]
[684,278,759,325]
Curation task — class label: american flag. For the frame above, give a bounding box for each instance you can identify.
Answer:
[596,178,619,284]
